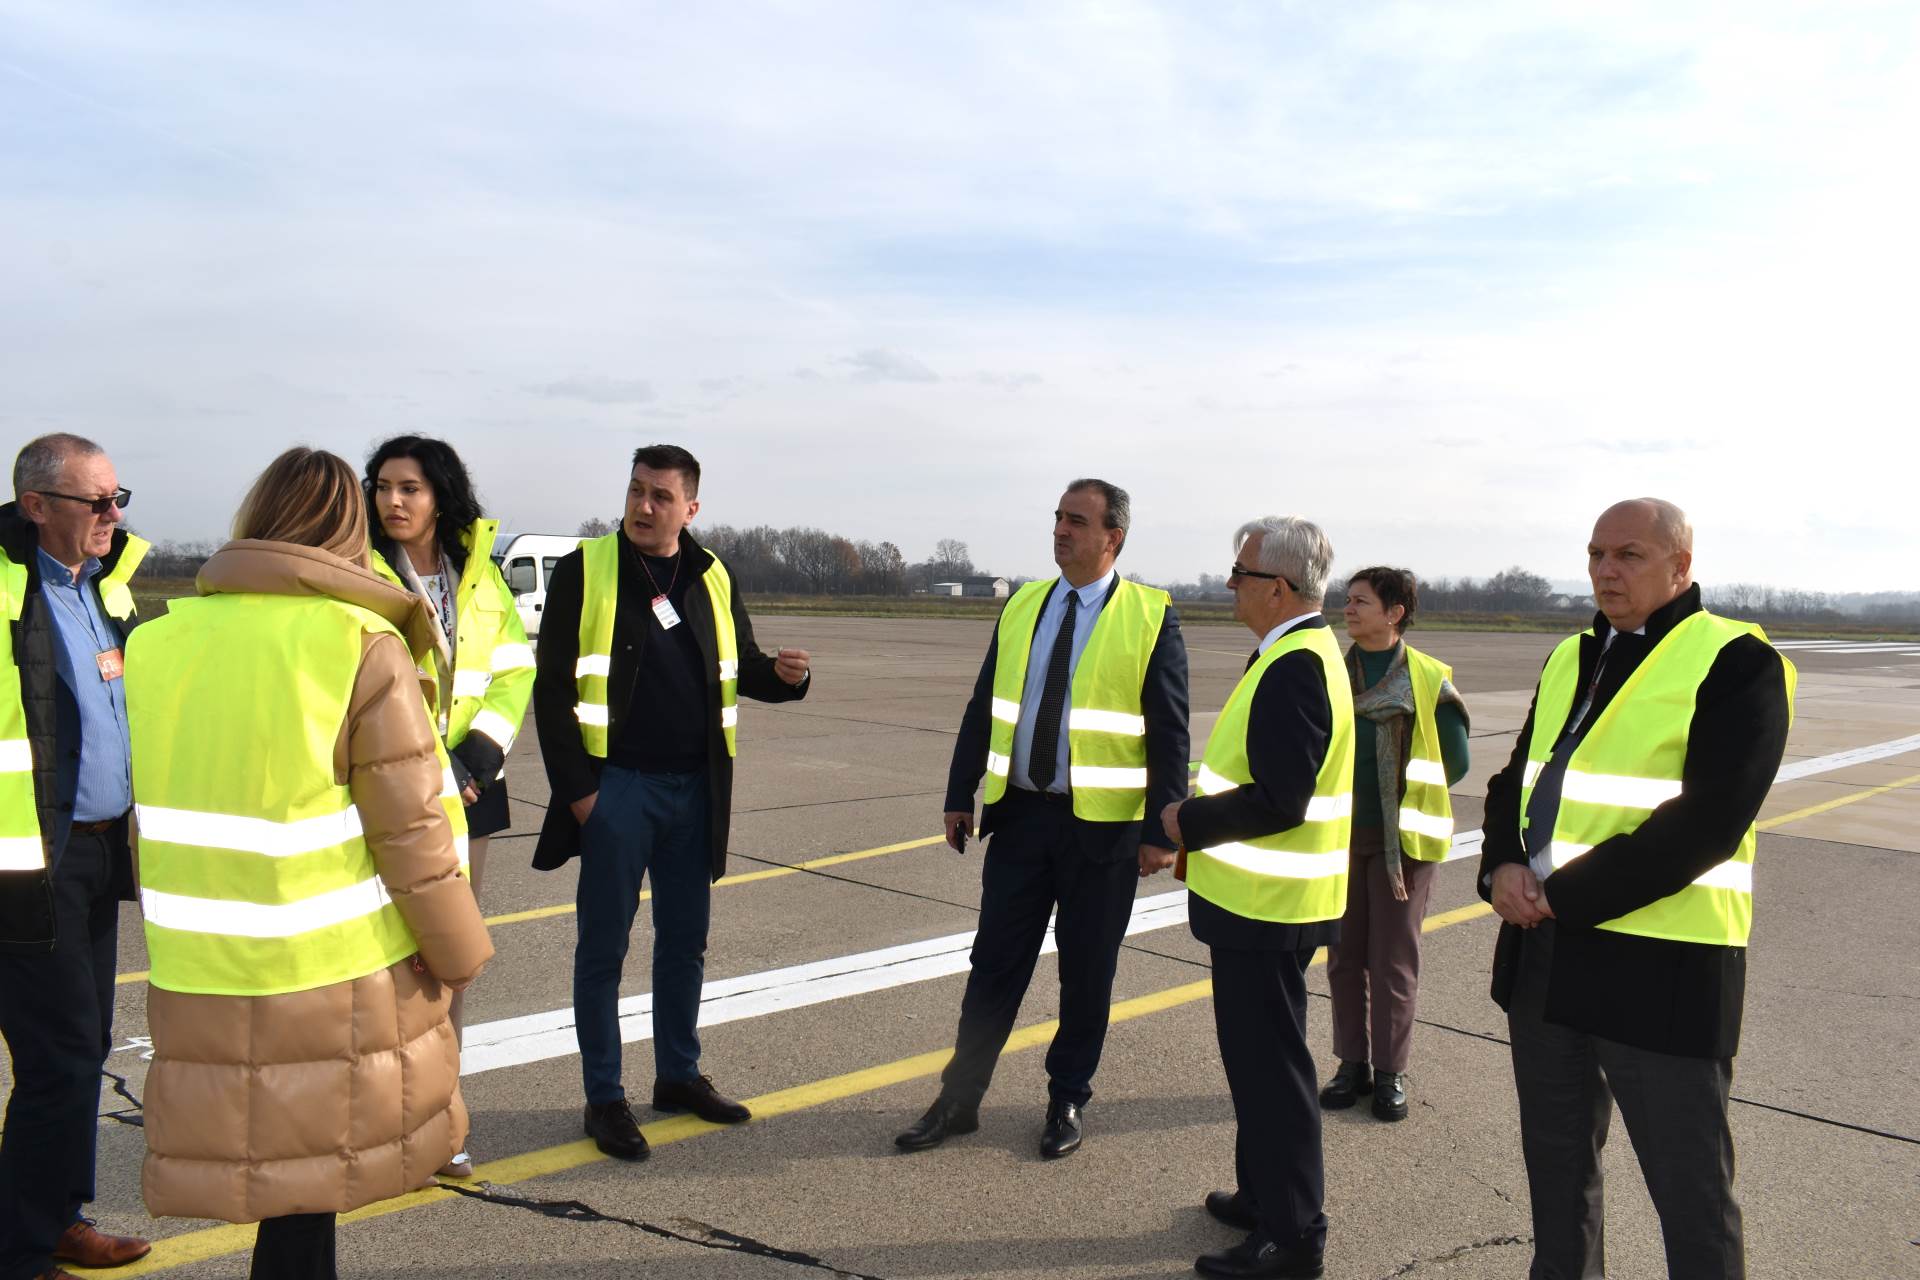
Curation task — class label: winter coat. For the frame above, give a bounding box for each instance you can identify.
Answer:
[135,541,493,1223]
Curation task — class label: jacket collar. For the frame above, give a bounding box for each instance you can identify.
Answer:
[197,539,439,658]
[1589,582,1704,648]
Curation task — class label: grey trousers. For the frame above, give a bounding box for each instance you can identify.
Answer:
[1508,923,1743,1280]
[1327,827,1437,1073]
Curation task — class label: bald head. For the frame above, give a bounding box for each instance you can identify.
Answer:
[1588,498,1694,633]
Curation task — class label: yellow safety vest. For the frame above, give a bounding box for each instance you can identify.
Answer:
[0,538,147,873]
[1397,645,1456,862]
[1520,610,1797,947]
[1188,623,1354,924]
[370,519,534,771]
[573,533,739,758]
[126,591,467,996]
[981,577,1168,822]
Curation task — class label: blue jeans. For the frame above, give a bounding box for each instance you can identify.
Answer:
[573,765,712,1106]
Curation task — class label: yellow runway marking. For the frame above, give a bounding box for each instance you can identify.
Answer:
[102,901,1500,1275]
[1757,772,1920,831]
[114,835,947,987]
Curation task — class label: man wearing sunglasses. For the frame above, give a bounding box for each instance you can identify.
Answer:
[0,434,151,1280]
[1153,515,1348,1279]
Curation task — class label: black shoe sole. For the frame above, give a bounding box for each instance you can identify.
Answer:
[1039,1137,1081,1159]
[895,1115,979,1151]
[1372,1101,1408,1122]
[588,1133,652,1161]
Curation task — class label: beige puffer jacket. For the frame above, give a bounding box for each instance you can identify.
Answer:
[138,542,494,1224]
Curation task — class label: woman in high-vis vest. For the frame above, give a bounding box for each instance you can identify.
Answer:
[363,437,531,1177]
[1319,567,1469,1123]
[125,448,492,1280]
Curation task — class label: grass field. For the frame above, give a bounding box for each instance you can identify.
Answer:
[131,581,1920,641]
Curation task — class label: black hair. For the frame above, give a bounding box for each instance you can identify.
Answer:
[363,435,484,571]
[1347,565,1420,632]
[631,443,701,498]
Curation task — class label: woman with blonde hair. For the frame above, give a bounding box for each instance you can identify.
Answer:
[124,447,491,1279]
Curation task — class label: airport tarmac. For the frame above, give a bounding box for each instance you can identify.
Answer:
[8,618,1917,1278]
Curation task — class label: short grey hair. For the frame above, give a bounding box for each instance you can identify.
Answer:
[13,433,104,499]
[1066,478,1131,558]
[1235,515,1335,604]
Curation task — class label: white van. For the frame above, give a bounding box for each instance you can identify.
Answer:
[492,534,583,638]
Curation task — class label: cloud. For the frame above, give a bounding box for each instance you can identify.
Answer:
[841,349,939,383]
[969,370,1042,390]
[526,375,655,405]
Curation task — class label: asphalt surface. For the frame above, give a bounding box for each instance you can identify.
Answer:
[6,620,1918,1278]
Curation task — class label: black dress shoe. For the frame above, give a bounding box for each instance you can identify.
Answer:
[894,1097,979,1151]
[653,1074,752,1124]
[1204,1189,1258,1231]
[1039,1099,1082,1159]
[1195,1230,1324,1278]
[1372,1071,1408,1122]
[1317,1059,1371,1110]
[583,1100,651,1161]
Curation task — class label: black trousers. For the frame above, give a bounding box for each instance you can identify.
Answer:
[252,1213,337,1280]
[940,795,1138,1109]
[1508,923,1743,1280]
[0,829,121,1280]
[1210,944,1326,1253]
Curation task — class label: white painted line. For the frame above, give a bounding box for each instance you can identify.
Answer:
[453,729,1920,1076]
[461,890,1191,1076]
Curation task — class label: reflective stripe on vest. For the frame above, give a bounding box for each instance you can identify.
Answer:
[1186,623,1354,924]
[1397,646,1456,861]
[126,591,468,997]
[0,554,41,872]
[980,577,1168,822]
[574,534,740,758]
[1519,611,1797,947]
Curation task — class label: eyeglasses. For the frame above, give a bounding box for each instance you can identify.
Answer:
[35,488,132,516]
[1230,562,1299,592]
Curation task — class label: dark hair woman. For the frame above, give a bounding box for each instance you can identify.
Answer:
[364,434,532,1178]
[126,447,491,1279]
[1319,567,1470,1122]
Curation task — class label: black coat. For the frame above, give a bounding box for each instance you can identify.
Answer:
[945,578,1190,863]
[1178,615,1342,952]
[530,529,808,880]
[0,504,140,951]
[1477,585,1792,1057]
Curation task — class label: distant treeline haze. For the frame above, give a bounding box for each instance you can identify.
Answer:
[131,529,1920,625]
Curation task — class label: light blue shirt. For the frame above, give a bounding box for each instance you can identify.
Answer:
[1009,568,1118,794]
[37,548,132,822]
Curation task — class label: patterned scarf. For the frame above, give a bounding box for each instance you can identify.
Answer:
[1346,640,1466,898]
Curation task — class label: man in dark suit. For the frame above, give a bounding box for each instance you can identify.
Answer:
[1156,515,1348,1280]
[1479,498,1792,1278]
[0,434,153,1280]
[896,478,1189,1159]
[532,444,811,1162]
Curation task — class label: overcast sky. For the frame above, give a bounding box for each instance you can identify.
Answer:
[4,2,1915,592]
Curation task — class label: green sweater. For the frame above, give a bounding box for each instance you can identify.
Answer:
[1349,644,1471,830]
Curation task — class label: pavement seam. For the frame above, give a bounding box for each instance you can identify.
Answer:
[435,1182,892,1279]
[1377,1233,1532,1277]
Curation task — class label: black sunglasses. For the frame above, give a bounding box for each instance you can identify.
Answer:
[1230,561,1299,592]
[36,487,132,516]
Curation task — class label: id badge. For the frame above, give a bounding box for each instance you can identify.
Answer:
[95,648,125,682]
[651,594,682,630]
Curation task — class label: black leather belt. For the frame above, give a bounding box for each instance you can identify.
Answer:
[70,813,127,835]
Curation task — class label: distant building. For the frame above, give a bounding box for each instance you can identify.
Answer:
[932,576,1010,598]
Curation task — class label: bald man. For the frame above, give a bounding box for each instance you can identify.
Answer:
[1477,499,1794,1279]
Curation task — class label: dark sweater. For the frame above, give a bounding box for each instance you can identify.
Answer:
[610,546,708,773]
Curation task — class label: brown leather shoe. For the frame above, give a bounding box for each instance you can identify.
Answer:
[53,1218,152,1267]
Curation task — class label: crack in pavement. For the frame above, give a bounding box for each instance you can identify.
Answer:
[436,1181,891,1279]
[1377,1233,1530,1277]
[101,1068,144,1128]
